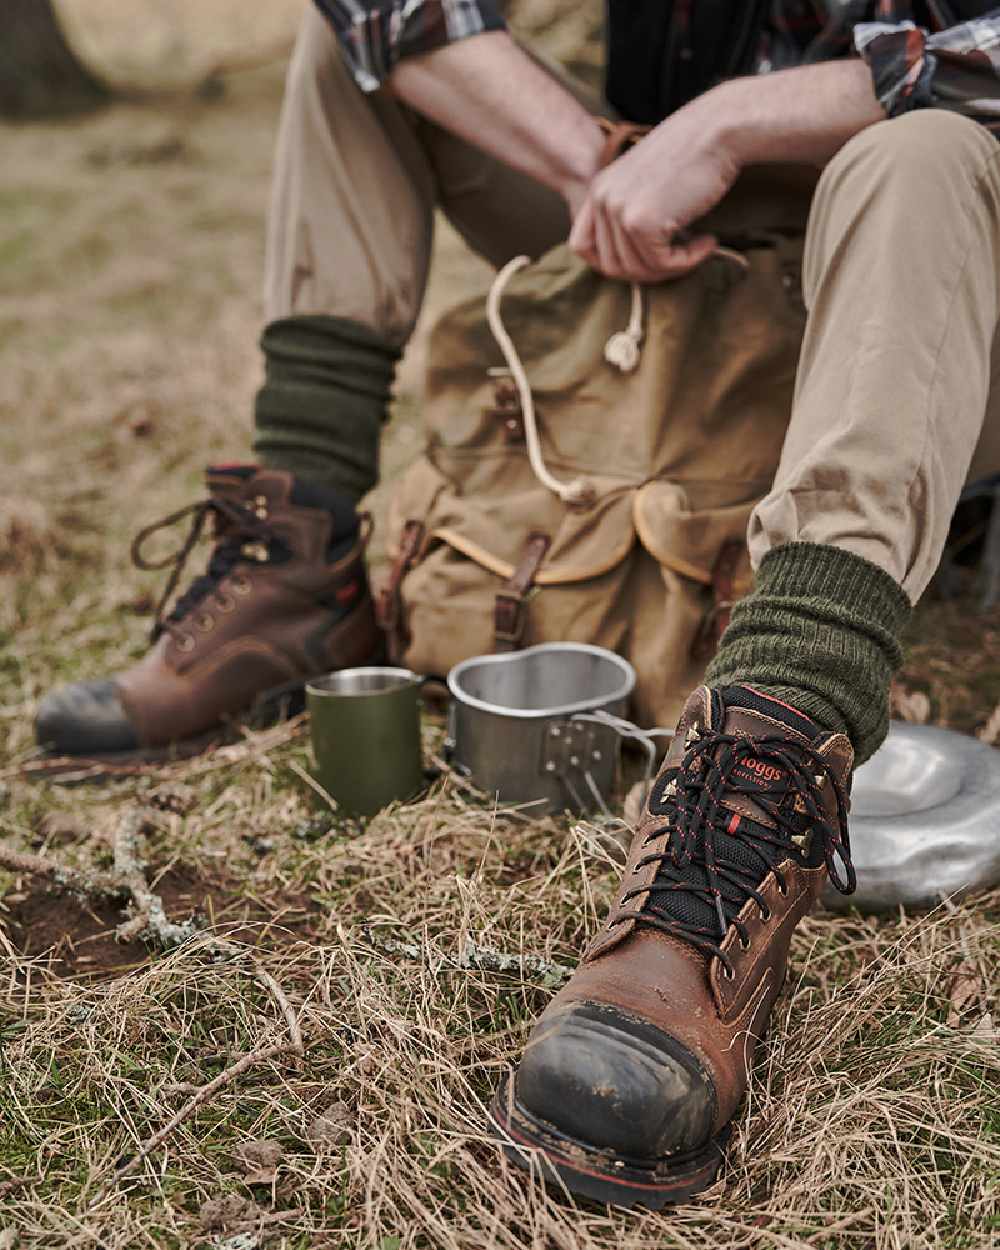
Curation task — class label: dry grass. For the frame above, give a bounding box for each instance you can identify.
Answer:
[0,775,997,1248]
[1,11,999,1249]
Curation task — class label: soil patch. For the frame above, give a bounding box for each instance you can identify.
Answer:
[3,867,322,978]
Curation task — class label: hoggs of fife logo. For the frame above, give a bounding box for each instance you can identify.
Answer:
[734,757,785,787]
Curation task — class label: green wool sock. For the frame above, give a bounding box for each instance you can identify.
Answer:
[704,542,911,765]
[253,315,402,502]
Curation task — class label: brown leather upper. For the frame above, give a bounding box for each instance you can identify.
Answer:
[116,469,380,747]
[522,686,854,1136]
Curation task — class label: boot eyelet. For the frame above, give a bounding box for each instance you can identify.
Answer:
[739,933,751,951]
[722,963,735,981]
[196,614,215,633]
[758,906,772,923]
[215,594,235,614]
[176,634,196,653]
[231,576,252,596]
[776,880,788,897]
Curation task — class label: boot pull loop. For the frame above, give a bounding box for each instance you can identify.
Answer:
[494,531,551,653]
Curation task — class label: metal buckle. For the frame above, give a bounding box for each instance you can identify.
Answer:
[493,591,526,647]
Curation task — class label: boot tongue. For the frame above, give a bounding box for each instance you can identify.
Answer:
[161,467,272,629]
[643,686,818,942]
[206,464,359,544]
[202,464,269,545]
[720,685,818,740]
[715,686,818,826]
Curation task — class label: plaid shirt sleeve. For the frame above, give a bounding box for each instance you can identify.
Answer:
[312,0,506,92]
[855,10,1000,132]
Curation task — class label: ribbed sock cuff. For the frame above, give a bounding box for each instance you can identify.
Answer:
[253,315,401,502]
[704,542,911,765]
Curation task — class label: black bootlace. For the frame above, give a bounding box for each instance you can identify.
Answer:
[615,731,855,976]
[130,496,279,643]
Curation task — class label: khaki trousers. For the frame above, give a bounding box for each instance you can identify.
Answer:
[266,8,1000,604]
[265,7,573,345]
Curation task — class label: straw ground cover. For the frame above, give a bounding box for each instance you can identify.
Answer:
[1,17,998,1250]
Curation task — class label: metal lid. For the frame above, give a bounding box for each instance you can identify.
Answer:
[823,721,1000,911]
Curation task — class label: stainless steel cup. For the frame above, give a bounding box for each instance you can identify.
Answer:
[306,667,424,817]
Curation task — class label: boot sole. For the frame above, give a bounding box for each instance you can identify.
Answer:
[490,1076,729,1211]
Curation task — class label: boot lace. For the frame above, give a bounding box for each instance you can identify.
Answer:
[130,495,281,644]
[616,730,855,976]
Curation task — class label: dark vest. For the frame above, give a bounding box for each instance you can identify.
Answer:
[604,0,768,125]
[604,0,993,127]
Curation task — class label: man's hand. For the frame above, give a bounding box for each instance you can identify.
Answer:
[570,103,739,282]
[571,60,885,284]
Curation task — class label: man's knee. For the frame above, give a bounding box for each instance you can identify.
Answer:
[804,110,1000,297]
[823,109,998,198]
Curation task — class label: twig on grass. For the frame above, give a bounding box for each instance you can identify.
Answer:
[112,808,199,947]
[114,811,306,1056]
[112,810,305,1054]
[0,845,123,899]
[109,1042,292,1187]
[249,962,304,1057]
[459,938,573,983]
[227,1206,306,1233]
[362,928,572,985]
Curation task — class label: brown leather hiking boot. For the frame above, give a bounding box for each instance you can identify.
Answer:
[492,684,855,1210]
[35,465,382,762]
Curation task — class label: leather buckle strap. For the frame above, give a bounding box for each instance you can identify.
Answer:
[596,118,652,170]
[377,519,424,644]
[494,531,551,653]
[692,541,746,662]
[485,368,524,444]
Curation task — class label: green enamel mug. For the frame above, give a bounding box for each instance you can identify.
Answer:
[306,667,424,817]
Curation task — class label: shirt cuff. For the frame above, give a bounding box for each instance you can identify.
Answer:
[854,20,936,118]
[313,0,506,93]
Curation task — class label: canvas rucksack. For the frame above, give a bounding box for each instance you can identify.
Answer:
[377,228,807,730]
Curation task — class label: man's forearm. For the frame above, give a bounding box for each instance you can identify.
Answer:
[389,30,604,214]
[568,57,886,283]
[711,59,885,169]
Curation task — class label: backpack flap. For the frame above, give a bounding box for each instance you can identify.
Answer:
[628,480,761,729]
[383,464,638,679]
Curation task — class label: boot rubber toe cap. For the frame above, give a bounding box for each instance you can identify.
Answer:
[35,680,139,756]
[514,1001,716,1160]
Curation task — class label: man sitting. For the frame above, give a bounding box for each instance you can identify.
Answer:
[36,0,1000,1207]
